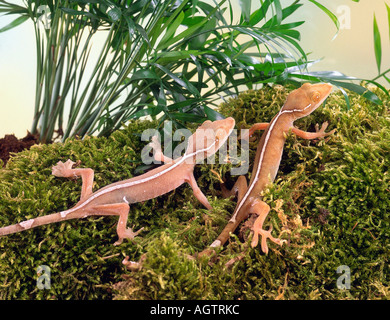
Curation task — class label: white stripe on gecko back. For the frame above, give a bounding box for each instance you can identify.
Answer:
[60,138,219,218]
[229,104,311,223]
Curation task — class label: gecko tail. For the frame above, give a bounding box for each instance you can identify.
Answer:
[0,208,79,237]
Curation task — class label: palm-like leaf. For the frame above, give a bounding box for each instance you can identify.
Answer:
[0,0,384,142]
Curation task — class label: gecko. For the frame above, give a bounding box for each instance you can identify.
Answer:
[200,83,335,256]
[0,117,235,245]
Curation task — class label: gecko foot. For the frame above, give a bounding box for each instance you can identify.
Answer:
[251,220,282,254]
[315,122,336,138]
[122,254,147,271]
[52,159,76,177]
[114,226,145,246]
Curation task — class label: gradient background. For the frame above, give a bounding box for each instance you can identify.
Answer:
[0,0,389,138]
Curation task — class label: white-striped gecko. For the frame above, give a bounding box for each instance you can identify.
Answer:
[200,83,335,256]
[0,118,235,245]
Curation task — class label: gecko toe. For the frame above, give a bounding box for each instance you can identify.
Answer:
[251,227,282,254]
[52,159,76,177]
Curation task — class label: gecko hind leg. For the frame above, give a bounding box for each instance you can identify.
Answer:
[221,175,248,202]
[86,203,144,246]
[185,173,213,210]
[250,200,283,254]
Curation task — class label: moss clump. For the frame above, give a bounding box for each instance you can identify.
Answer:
[114,233,213,300]
[1,85,389,299]
[0,121,155,299]
[115,85,390,300]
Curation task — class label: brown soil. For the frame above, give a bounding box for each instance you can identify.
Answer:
[0,132,39,167]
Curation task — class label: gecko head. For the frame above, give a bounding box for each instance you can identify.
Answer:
[281,83,333,119]
[185,117,235,159]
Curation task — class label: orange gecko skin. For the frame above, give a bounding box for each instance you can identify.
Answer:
[202,83,335,256]
[0,118,235,245]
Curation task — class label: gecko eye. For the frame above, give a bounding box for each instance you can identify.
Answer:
[215,128,225,142]
[311,91,321,103]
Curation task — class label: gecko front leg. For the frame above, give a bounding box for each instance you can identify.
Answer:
[290,122,336,140]
[148,135,174,164]
[185,173,213,210]
[52,159,94,202]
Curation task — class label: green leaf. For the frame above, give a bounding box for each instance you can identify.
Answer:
[261,4,303,30]
[189,17,216,50]
[156,50,203,64]
[130,69,160,82]
[299,70,355,81]
[329,80,382,105]
[288,73,321,83]
[278,3,303,21]
[108,7,121,22]
[338,87,351,110]
[157,17,207,51]
[203,105,225,121]
[157,85,167,108]
[123,15,136,36]
[132,105,164,118]
[0,2,27,15]
[70,0,101,4]
[196,0,226,21]
[124,0,152,16]
[228,0,234,25]
[364,79,390,97]
[384,74,390,84]
[159,10,185,49]
[249,0,272,25]
[275,29,301,41]
[273,0,283,24]
[239,0,251,23]
[373,14,382,74]
[154,63,200,96]
[136,23,151,48]
[60,7,96,20]
[0,15,28,33]
[276,32,307,60]
[274,21,305,31]
[171,112,206,122]
[167,99,203,112]
[25,0,368,144]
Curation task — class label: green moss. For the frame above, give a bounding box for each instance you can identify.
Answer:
[114,233,214,300]
[1,85,389,299]
[0,121,154,299]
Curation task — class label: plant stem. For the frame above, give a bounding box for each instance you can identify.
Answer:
[372,68,390,81]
